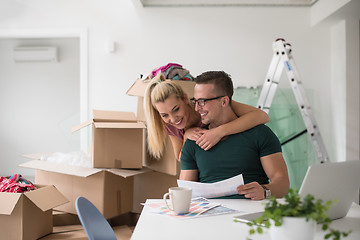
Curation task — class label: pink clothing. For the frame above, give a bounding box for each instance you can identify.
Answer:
[165,122,208,141]
[165,124,184,140]
[152,63,182,78]
[0,174,37,193]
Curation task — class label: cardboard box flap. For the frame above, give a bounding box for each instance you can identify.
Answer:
[126,78,149,97]
[25,185,69,212]
[19,159,149,178]
[71,119,93,133]
[106,167,151,178]
[93,122,146,129]
[0,192,22,215]
[71,110,138,133]
[93,110,137,122]
[126,78,196,98]
[19,160,103,177]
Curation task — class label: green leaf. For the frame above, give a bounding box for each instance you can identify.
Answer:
[324,233,332,239]
[264,221,271,228]
[322,223,328,231]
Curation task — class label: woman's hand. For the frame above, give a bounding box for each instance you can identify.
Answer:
[195,127,225,151]
[184,127,203,142]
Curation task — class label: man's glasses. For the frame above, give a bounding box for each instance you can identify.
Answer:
[190,96,225,107]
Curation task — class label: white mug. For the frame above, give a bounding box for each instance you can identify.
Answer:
[163,187,192,214]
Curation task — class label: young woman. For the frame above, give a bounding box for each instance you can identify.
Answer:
[144,73,269,160]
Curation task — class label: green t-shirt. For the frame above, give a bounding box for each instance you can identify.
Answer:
[180,124,282,199]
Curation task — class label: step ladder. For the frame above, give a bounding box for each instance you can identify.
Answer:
[257,38,329,164]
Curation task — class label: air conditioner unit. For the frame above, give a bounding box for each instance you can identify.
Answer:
[13,46,58,62]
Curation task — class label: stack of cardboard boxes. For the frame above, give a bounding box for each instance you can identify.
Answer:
[14,77,195,239]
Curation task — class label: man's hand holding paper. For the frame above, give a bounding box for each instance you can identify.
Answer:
[177,173,244,198]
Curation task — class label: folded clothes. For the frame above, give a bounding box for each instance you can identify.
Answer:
[167,68,190,79]
[151,63,194,81]
[0,174,37,193]
[151,63,182,78]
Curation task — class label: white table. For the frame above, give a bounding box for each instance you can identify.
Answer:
[131,199,360,240]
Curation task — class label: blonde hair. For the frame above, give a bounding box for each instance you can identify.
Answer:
[144,73,188,159]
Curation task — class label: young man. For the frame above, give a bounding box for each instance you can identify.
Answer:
[179,71,289,200]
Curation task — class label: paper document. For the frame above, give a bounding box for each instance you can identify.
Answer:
[177,174,244,198]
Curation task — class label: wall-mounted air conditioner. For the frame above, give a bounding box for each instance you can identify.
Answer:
[13,46,58,62]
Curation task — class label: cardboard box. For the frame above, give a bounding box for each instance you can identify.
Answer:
[72,109,146,169]
[132,170,178,213]
[127,77,195,175]
[20,160,149,219]
[39,225,86,240]
[53,210,81,226]
[0,184,68,240]
[143,138,181,176]
[39,225,133,240]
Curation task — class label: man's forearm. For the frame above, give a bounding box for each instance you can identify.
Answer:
[264,175,290,198]
[260,152,290,198]
[179,170,199,181]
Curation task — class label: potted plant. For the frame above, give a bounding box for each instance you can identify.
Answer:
[241,188,352,240]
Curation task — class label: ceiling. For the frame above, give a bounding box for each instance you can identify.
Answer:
[138,0,318,7]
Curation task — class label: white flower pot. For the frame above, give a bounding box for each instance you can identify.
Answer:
[269,217,316,240]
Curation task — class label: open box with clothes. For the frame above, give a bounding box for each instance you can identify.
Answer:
[0,174,68,240]
[0,174,36,193]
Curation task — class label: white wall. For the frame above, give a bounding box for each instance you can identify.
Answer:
[312,0,360,162]
[0,1,325,104]
[0,0,358,171]
[330,20,346,162]
[0,38,80,176]
[311,0,352,25]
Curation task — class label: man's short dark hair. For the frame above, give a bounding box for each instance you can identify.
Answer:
[195,71,233,101]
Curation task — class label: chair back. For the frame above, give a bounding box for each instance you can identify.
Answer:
[75,196,117,240]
